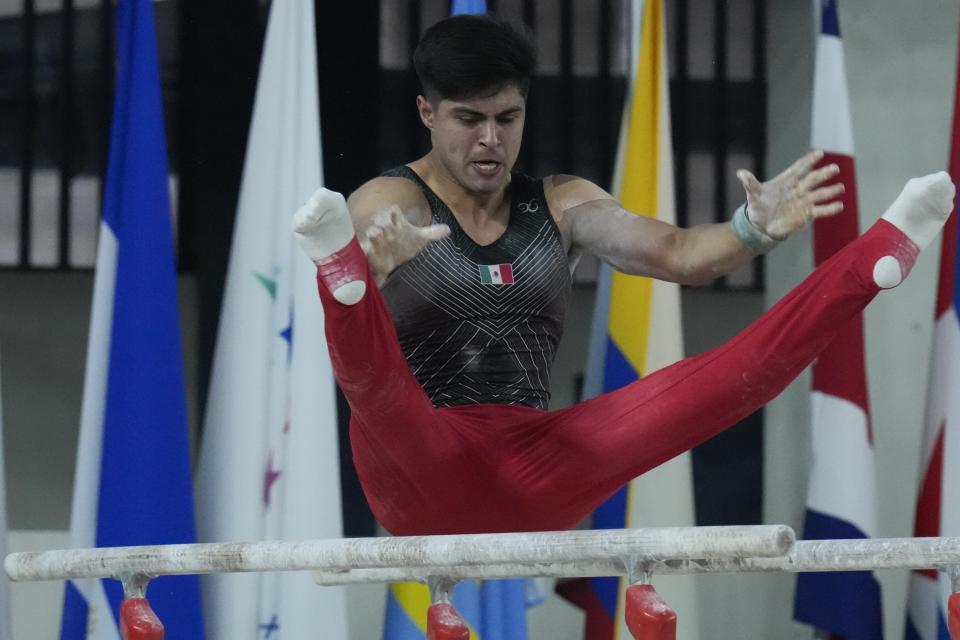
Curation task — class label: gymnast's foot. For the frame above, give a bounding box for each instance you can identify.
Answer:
[873,172,955,288]
[292,187,367,305]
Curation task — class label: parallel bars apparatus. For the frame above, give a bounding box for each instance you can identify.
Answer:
[4,525,794,582]
[6,525,960,640]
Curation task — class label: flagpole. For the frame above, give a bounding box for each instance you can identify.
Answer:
[0,348,10,640]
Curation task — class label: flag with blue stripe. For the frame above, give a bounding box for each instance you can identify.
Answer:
[565,1,698,638]
[59,0,203,637]
[904,11,960,639]
[794,2,883,637]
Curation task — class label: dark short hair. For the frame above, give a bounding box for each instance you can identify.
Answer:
[413,14,536,102]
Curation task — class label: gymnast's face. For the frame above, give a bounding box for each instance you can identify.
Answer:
[417,84,526,195]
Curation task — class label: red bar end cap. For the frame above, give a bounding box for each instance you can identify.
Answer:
[625,583,677,640]
[119,598,164,640]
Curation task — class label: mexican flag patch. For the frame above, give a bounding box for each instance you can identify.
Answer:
[478,263,515,285]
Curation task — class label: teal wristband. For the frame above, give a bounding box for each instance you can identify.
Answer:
[730,203,781,254]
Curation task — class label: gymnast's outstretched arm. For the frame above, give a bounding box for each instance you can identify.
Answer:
[545,149,845,285]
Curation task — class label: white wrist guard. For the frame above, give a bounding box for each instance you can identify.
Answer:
[730,203,781,254]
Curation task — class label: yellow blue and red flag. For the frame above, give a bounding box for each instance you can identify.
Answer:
[564,1,699,638]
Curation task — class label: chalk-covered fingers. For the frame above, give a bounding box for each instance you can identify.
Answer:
[359,205,451,283]
[736,150,845,241]
[805,181,845,220]
[775,148,826,185]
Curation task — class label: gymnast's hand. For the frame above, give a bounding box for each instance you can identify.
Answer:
[360,205,451,283]
[735,149,845,240]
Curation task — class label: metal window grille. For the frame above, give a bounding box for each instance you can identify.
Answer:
[0,0,177,270]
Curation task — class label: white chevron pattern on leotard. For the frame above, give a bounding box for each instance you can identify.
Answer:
[381,168,572,409]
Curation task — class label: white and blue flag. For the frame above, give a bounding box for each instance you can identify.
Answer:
[59,0,204,637]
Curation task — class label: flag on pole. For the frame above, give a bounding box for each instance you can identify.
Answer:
[381,4,536,639]
[193,0,348,638]
[904,13,960,640]
[560,1,699,638]
[0,348,10,640]
[58,0,204,637]
[793,2,883,637]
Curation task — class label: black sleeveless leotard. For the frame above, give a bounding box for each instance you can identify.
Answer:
[379,166,572,409]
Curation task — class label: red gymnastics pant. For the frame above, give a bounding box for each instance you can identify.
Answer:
[314,219,918,536]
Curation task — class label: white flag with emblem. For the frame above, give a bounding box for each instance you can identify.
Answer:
[194,0,348,637]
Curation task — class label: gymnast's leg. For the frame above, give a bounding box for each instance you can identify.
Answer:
[292,189,464,533]
[491,172,955,531]
[291,174,953,535]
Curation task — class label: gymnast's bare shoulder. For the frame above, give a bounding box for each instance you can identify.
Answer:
[541,174,618,251]
[347,175,433,234]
